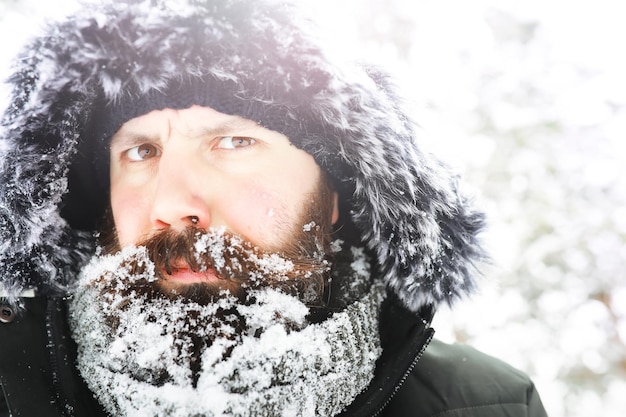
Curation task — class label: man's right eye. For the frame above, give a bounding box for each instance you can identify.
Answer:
[124,144,161,161]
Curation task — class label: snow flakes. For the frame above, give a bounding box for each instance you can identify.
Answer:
[302,221,317,232]
[350,246,370,280]
[192,228,296,282]
[330,238,344,253]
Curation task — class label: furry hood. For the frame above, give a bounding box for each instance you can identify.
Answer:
[0,0,485,313]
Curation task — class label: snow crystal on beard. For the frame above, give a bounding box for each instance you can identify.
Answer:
[69,231,384,417]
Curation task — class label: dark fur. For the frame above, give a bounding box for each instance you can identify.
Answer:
[0,0,485,312]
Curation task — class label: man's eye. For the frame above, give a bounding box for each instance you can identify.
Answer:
[216,136,256,150]
[125,144,160,161]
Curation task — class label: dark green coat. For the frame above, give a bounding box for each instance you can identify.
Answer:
[1,295,547,417]
[383,340,547,416]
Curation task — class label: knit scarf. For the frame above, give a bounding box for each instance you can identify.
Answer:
[68,245,383,417]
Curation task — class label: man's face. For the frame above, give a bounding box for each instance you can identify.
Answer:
[109,105,338,297]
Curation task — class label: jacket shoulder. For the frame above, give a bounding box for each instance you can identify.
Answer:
[382,339,548,417]
[0,297,108,417]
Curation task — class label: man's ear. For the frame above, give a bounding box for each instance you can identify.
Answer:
[331,192,340,225]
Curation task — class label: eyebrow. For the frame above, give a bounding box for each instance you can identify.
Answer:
[109,117,260,149]
[109,133,158,150]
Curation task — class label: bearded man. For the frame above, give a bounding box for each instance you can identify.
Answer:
[0,1,548,416]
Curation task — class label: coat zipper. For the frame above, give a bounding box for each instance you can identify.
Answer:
[0,377,13,417]
[46,298,75,417]
[370,329,435,417]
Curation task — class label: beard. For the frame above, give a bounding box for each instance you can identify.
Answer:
[72,173,340,387]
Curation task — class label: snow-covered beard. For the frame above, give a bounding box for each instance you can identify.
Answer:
[96,226,332,307]
[68,231,383,417]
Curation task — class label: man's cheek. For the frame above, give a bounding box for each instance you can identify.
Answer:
[228,187,291,247]
[111,191,151,247]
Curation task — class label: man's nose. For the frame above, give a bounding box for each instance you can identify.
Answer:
[148,151,211,230]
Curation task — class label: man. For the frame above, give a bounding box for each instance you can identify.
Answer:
[0,0,548,416]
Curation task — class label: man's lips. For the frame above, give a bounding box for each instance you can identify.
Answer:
[163,266,219,283]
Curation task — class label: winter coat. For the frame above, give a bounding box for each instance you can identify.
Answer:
[1,294,547,417]
[1,0,547,416]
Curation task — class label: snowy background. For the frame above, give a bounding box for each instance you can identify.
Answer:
[1,1,625,416]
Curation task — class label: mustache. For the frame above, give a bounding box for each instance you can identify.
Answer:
[135,227,328,284]
[140,227,249,282]
[104,227,332,308]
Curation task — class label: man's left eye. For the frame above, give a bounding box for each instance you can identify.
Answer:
[216,136,256,150]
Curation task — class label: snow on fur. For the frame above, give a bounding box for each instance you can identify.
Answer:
[0,0,485,312]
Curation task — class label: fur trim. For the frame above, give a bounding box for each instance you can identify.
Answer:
[0,0,485,312]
